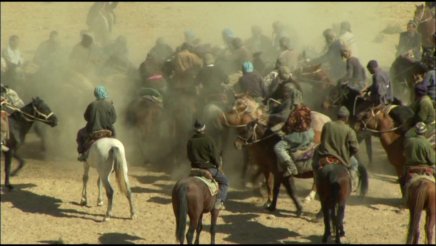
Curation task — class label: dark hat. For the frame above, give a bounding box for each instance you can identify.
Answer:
[194,120,206,132]
[415,83,428,96]
[367,60,378,69]
[337,106,350,117]
[415,122,427,135]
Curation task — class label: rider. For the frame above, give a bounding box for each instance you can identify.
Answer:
[2,35,24,86]
[76,85,117,162]
[337,45,367,96]
[361,60,394,106]
[312,106,360,189]
[396,20,422,60]
[235,61,267,103]
[277,36,298,72]
[405,82,435,138]
[187,120,229,210]
[402,122,436,196]
[274,97,314,177]
[310,28,346,81]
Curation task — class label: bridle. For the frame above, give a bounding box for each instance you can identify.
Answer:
[2,102,55,124]
[237,121,277,146]
[415,6,433,24]
[360,107,400,134]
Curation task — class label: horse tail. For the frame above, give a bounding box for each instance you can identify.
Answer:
[175,184,188,243]
[406,180,428,243]
[110,146,130,196]
[357,163,369,197]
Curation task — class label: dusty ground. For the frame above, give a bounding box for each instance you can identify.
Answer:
[1,2,434,245]
[1,134,433,244]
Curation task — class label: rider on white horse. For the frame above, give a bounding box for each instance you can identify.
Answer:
[77,85,117,162]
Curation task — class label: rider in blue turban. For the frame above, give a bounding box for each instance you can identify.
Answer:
[94,85,108,100]
[242,61,254,73]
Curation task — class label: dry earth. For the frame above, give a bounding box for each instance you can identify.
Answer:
[1,2,434,245]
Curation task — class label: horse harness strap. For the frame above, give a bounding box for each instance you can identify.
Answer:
[1,102,54,124]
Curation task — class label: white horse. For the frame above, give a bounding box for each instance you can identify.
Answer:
[80,137,136,221]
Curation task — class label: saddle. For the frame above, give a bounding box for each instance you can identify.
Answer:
[189,168,219,196]
[404,165,435,201]
[83,129,113,152]
[319,155,343,169]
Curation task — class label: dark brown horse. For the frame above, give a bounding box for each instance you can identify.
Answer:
[172,176,219,244]
[316,162,351,244]
[414,4,435,60]
[406,175,435,244]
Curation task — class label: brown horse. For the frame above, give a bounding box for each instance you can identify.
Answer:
[125,91,164,163]
[356,104,415,195]
[406,176,435,244]
[172,176,219,244]
[414,4,436,59]
[316,162,351,244]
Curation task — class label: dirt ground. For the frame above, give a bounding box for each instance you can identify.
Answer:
[1,2,434,245]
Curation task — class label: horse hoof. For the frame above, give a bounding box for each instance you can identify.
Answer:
[130,214,137,220]
[103,216,110,222]
[97,201,103,206]
[296,208,303,217]
[80,200,87,206]
[5,184,14,191]
[265,205,276,212]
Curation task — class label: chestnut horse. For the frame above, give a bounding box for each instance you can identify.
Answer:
[405,174,435,244]
[356,104,415,195]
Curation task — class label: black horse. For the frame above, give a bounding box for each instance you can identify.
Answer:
[2,97,58,190]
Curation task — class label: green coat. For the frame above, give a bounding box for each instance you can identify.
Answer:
[317,120,359,166]
[84,99,117,134]
[187,132,219,169]
[404,135,436,167]
[410,95,435,126]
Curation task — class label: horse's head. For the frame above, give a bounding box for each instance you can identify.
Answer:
[30,97,58,127]
[355,105,385,132]
[414,4,428,24]
[233,119,268,150]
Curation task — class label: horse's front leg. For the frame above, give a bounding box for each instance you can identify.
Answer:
[97,177,103,206]
[4,150,14,190]
[80,164,90,206]
[10,152,25,177]
[283,176,303,217]
[266,173,281,212]
[264,170,274,208]
[304,175,317,203]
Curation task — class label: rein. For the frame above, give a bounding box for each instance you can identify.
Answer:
[2,102,54,124]
[237,122,277,146]
[361,107,400,134]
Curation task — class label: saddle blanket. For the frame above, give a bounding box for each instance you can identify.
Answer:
[194,176,219,196]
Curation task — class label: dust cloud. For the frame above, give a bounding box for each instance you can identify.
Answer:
[0,2,420,178]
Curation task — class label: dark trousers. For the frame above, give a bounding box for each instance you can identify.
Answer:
[208,167,229,202]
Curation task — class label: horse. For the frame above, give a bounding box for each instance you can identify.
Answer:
[293,63,335,110]
[406,176,435,244]
[80,137,136,222]
[316,162,352,244]
[389,55,426,103]
[322,85,375,163]
[355,104,415,196]
[235,117,368,213]
[414,4,436,61]
[172,175,219,244]
[1,97,58,191]
[125,88,164,163]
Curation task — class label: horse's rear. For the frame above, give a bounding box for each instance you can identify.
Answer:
[82,137,135,221]
[406,177,436,244]
[172,177,218,244]
[316,163,351,244]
